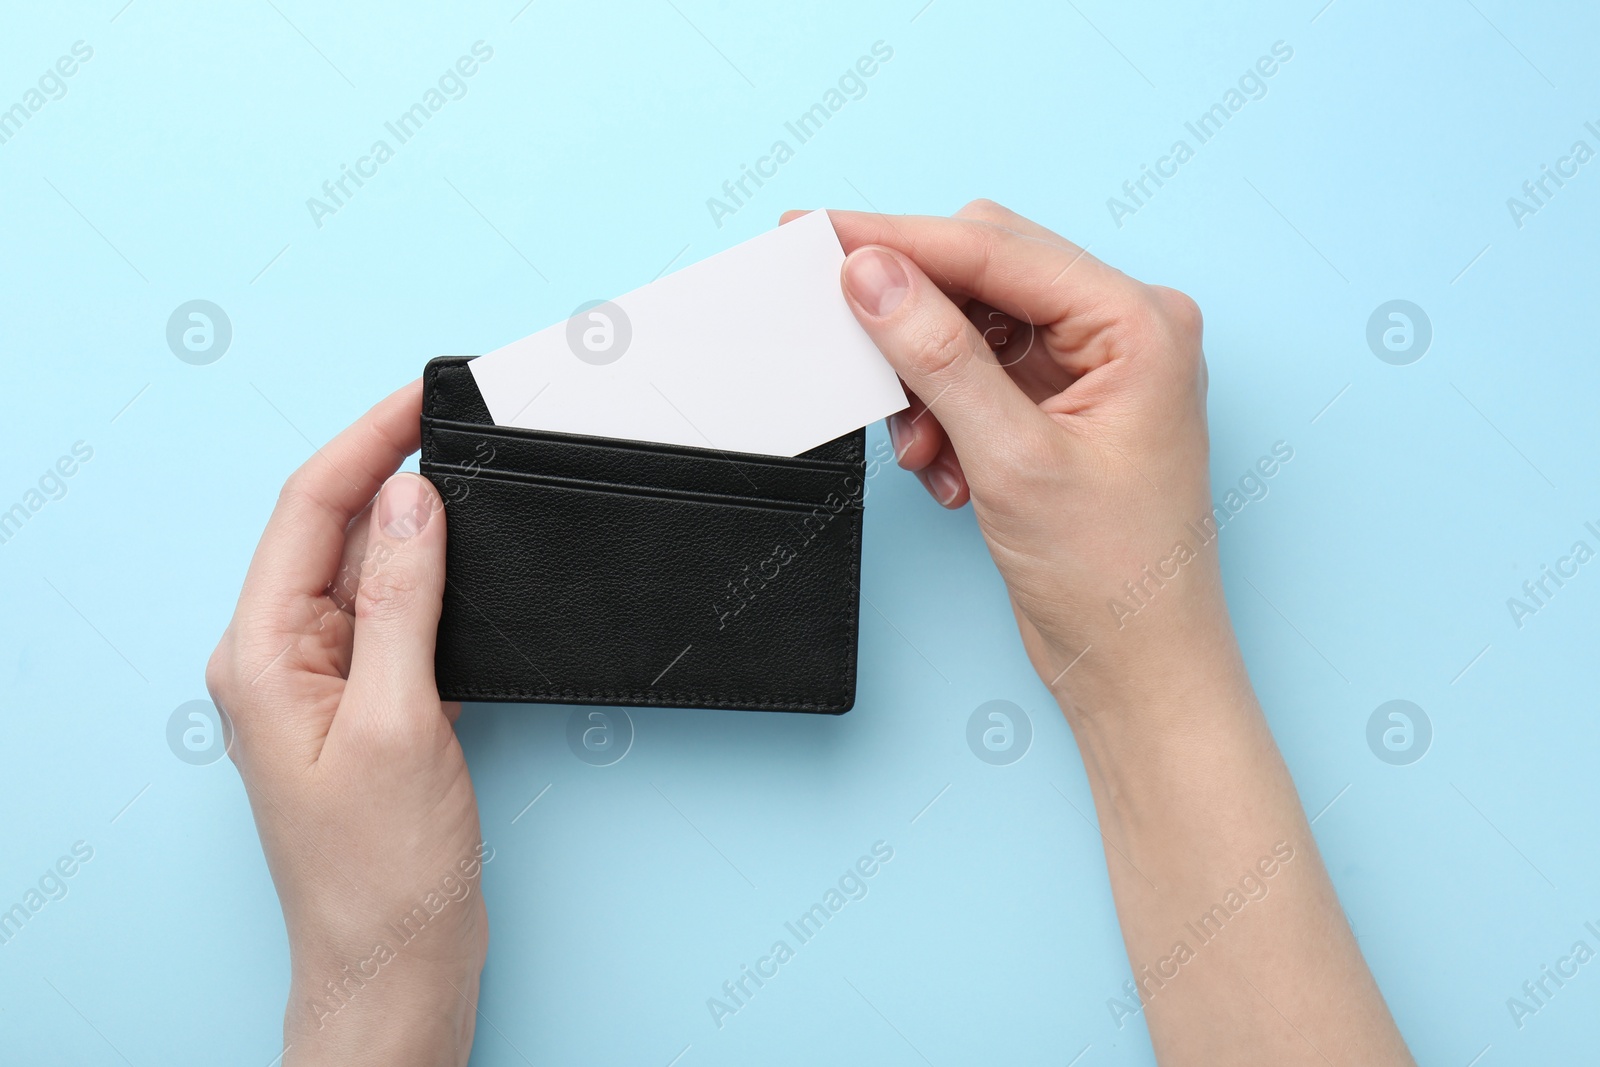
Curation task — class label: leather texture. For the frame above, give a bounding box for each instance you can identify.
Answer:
[421,356,864,713]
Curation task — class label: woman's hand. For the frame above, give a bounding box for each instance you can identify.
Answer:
[206,381,486,1067]
[812,202,1413,1066]
[798,200,1226,716]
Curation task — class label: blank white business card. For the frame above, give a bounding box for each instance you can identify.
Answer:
[467,210,907,458]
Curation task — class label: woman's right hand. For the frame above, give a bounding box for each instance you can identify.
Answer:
[811,203,1413,1066]
[798,202,1236,715]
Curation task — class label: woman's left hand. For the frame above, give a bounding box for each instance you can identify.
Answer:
[206,380,487,1067]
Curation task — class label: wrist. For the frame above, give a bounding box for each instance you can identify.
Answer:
[285,950,483,1067]
[1033,550,1245,716]
[1038,622,1247,724]
[1035,600,1265,772]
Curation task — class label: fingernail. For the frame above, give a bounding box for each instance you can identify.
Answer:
[887,413,913,460]
[379,474,429,539]
[923,465,961,506]
[843,248,909,318]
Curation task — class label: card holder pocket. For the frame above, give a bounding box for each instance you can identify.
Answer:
[425,469,861,710]
[423,420,859,508]
[421,356,864,713]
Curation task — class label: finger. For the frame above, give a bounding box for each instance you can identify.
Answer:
[917,441,969,509]
[789,208,973,309]
[342,473,448,720]
[327,499,375,613]
[886,388,945,472]
[823,209,1140,331]
[841,245,1047,458]
[952,197,1068,245]
[242,381,423,610]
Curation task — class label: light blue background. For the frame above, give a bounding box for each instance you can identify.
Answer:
[2,0,1597,1063]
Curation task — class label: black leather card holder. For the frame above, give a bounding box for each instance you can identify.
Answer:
[421,356,864,713]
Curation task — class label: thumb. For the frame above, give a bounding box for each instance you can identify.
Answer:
[841,245,1043,458]
[345,472,447,713]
